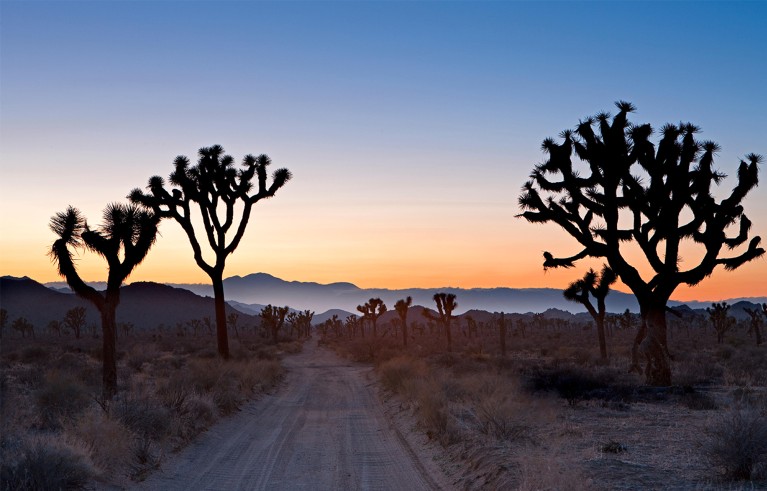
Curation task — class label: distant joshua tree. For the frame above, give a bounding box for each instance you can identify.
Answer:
[49,204,158,399]
[12,317,35,338]
[707,302,736,344]
[63,306,87,339]
[563,265,616,361]
[287,310,314,338]
[519,101,763,385]
[130,145,291,359]
[496,312,508,357]
[357,298,387,338]
[425,293,457,352]
[394,296,412,347]
[743,304,764,346]
[0,308,7,339]
[260,305,289,344]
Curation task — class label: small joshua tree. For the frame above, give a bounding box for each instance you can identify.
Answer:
[425,293,457,352]
[707,302,736,344]
[563,265,616,361]
[50,204,157,398]
[63,306,87,339]
[130,145,291,358]
[519,102,763,385]
[260,305,289,344]
[743,304,764,346]
[394,296,412,347]
[357,298,387,338]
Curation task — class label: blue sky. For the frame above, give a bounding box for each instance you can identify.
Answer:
[1,1,766,300]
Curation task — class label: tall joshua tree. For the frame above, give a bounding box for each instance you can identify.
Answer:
[49,204,158,398]
[130,146,291,358]
[519,101,763,385]
[394,296,412,347]
[563,265,617,361]
[707,302,735,344]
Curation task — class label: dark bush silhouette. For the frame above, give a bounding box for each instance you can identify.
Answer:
[519,101,764,385]
[63,306,87,339]
[130,146,291,358]
[49,204,158,398]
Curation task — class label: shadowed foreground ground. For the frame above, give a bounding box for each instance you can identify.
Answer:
[136,342,448,490]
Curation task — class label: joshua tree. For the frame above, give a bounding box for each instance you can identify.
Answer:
[260,305,289,344]
[357,298,387,338]
[394,296,412,347]
[63,306,87,339]
[497,312,508,357]
[742,304,765,346]
[227,312,241,340]
[49,204,158,398]
[518,101,763,385]
[563,265,616,361]
[12,317,35,338]
[426,293,457,352]
[286,310,313,338]
[130,145,291,358]
[707,302,736,344]
[0,308,7,339]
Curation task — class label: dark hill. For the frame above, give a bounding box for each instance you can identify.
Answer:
[1,277,256,332]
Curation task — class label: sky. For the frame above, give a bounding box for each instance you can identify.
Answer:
[1,0,766,302]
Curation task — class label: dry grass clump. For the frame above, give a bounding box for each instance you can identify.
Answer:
[0,330,292,488]
[704,407,767,481]
[0,435,94,491]
[35,371,91,429]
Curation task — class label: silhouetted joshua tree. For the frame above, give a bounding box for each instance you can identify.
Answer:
[563,265,616,361]
[707,302,736,344]
[519,101,763,385]
[49,204,158,398]
[425,293,457,352]
[130,145,291,359]
[260,305,289,344]
[357,298,387,338]
[0,308,7,339]
[743,305,763,346]
[394,296,412,347]
[64,306,87,339]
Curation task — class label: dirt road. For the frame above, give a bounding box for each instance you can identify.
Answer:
[137,342,450,490]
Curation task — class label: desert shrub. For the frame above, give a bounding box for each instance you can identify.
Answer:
[114,398,171,439]
[378,356,426,394]
[69,411,133,475]
[523,367,612,405]
[129,436,161,480]
[680,390,718,411]
[212,379,243,415]
[126,344,158,372]
[35,371,91,429]
[704,408,767,481]
[0,438,93,491]
[19,346,49,364]
[240,359,283,393]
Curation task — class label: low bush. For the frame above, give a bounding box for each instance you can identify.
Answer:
[35,371,91,429]
[704,408,767,481]
[0,438,93,491]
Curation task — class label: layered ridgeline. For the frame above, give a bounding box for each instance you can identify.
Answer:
[43,272,766,317]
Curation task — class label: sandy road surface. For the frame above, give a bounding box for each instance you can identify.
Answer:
[137,342,449,491]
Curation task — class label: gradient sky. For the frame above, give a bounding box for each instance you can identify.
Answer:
[1,1,766,302]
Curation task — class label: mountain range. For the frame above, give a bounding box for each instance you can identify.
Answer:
[3,275,765,333]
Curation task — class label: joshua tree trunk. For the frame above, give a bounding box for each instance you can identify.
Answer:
[635,305,671,386]
[100,295,119,400]
[596,312,608,361]
[211,272,230,359]
[499,312,507,357]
